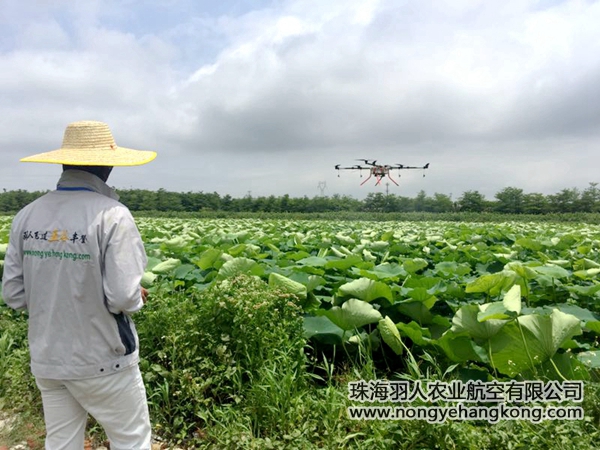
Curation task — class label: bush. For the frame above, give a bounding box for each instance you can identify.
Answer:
[0,306,40,412]
[136,275,307,444]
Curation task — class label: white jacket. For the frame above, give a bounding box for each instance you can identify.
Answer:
[2,170,147,379]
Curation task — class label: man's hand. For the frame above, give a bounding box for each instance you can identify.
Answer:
[141,287,149,304]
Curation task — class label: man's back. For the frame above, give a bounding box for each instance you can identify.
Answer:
[3,170,147,379]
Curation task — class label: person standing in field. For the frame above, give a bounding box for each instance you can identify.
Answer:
[1,121,156,450]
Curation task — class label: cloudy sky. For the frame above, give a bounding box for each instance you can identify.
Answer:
[1,0,599,200]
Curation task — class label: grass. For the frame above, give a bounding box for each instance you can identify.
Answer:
[2,275,600,449]
[0,409,46,449]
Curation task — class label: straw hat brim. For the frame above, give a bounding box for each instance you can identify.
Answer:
[20,146,157,167]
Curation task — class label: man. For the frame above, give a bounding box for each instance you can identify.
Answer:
[2,120,156,450]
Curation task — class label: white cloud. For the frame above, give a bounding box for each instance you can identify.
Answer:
[2,0,600,199]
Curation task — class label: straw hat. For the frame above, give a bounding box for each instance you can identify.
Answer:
[20,121,157,166]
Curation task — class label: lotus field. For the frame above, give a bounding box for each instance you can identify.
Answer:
[1,216,600,447]
[131,218,600,378]
[2,217,600,379]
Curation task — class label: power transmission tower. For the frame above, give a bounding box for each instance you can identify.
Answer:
[317,181,327,196]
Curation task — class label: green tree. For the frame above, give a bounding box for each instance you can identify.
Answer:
[548,188,580,213]
[363,192,388,212]
[495,187,524,213]
[430,193,454,213]
[522,193,549,214]
[580,183,600,212]
[458,190,486,212]
[221,194,233,211]
[279,194,291,212]
[155,188,183,211]
[413,190,430,212]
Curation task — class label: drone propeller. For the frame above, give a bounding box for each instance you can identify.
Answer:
[356,159,376,166]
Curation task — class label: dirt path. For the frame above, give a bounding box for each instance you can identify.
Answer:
[1,411,166,450]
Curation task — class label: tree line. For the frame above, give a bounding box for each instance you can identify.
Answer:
[1,184,599,214]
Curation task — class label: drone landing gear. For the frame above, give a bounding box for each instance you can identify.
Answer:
[373,175,399,186]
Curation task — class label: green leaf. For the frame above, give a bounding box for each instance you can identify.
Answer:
[503,284,522,315]
[151,258,182,274]
[434,261,471,277]
[366,263,407,279]
[546,259,571,268]
[318,299,382,331]
[532,265,570,279]
[141,271,157,288]
[173,264,196,279]
[335,233,355,245]
[285,251,312,261]
[193,248,222,270]
[227,243,248,257]
[286,273,325,293]
[573,268,600,279]
[466,271,516,296]
[489,310,583,377]
[403,258,428,274]
[369,241,389,251]
[396,302,434,324]
[268,273,307,300]
[403,276,443,291]
[303,316,345,344]
[452,304,507,340]
[506,261,538,280]
[406,288,437,308]
[577,350,600,369]
[566,284,600,297]
[435,331,488,363]
[184,269,205,283]
[553,304,599,324]
[585,321,600,334]
[378,316,403,355]
[338,278,393,302]
[519,309,582,358]
[324,255,364,271]
[396,321,432,346]
[297,256,328,267]
[574,258,600,270]
[162,235,189,251]
[515,238,543,251]
[540,353,590,380]
[145,256,162,271]
[477,302,511,322]
[217,257,263,280]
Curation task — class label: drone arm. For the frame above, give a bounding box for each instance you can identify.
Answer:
[391,163,430,170]
[336,165,368,170]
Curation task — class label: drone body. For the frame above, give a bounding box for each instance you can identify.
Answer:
[335,159,429,186]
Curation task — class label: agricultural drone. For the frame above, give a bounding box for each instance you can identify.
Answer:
[335,159,430,186]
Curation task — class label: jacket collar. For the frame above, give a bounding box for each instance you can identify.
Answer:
[56,170,120,201]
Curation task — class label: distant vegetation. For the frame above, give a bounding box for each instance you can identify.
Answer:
[1,183,600,215]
